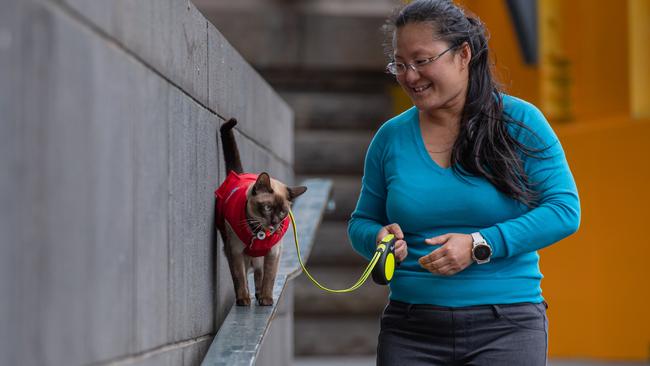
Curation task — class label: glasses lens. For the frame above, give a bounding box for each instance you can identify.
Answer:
[387,63,404,75]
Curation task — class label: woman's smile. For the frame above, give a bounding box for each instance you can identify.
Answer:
[411,83,432,94]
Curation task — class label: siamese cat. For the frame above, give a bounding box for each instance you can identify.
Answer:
[215,119,307,306]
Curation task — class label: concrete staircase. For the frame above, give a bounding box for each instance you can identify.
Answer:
[192,0,400,357]
[282,79,394,356]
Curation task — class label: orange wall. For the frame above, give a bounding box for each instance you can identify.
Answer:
[547,118,650,360]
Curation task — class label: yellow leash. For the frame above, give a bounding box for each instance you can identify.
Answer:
[288,210,396,293]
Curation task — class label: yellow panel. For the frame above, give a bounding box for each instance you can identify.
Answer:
[562,1,629,121]
[629,0,650,118]
[539,0,572,121]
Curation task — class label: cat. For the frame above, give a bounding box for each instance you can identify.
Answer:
[215,118,307,306]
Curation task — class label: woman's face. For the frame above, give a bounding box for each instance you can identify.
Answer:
[393,22,470,115]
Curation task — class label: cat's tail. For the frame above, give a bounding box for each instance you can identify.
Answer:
[220,118,244,174]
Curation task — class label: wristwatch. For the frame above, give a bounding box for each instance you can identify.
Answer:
[471,232,492,264]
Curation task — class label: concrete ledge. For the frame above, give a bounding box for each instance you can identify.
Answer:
[201,179,332,366]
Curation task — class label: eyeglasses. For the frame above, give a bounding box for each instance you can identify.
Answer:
[386,44,458,76]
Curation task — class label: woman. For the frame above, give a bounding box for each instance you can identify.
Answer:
[347,1,581,365]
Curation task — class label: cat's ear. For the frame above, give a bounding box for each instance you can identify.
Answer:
[287,186,307,202]
[252,172,273,195]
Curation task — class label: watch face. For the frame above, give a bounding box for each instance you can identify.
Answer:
[473,245,491,261]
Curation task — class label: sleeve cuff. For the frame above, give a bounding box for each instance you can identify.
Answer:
[479,226,507,259]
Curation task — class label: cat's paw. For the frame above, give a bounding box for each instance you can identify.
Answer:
[257,296,274,306]
[236,297,251,306]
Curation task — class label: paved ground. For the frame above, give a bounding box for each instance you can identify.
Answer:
[294,356,649,366]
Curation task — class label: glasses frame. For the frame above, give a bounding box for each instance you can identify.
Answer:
[386,44,459,76]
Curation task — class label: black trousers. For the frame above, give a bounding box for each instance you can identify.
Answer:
[377,300,548,366]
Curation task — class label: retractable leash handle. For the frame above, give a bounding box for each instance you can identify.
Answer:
[289,210,396,293]
[372,234,397,285]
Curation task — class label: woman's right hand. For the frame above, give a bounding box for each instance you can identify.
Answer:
[376,223,408,262]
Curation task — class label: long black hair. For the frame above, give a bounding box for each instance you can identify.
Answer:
[385,0,547,207]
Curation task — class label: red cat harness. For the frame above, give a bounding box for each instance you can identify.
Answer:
[215,171,289,257]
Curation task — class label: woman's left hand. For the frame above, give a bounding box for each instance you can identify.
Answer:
[418,233,473,276]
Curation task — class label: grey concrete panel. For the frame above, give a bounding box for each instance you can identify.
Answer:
[214,119,235,330]
[183,337,213,366]
[0,0,22,362]
[168,88,200,343]
[192,106,217,336]
[18,4,101,365]
[197,110,220,340]
[134,65,170,351]
[197,6,301,68]
[61,0,209,106]
[168,89,214,343]
[85,21,137,363]
[207,23,294,165]
[214,234,235,332]
[7,3,136,364]
[127,347,184,366]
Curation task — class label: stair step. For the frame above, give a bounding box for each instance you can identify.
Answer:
[295,131,372,175]
[281,91,391,131]
[326,175,362,222]
[297,174,362,222]
[307,221,367,266]
[294,265,388,316]
[294,316,381,356]
[195,3,391,70]
[294,130,372,174]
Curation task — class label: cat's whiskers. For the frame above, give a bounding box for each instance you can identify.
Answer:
[243,218,265,234]
[239,218,257,232]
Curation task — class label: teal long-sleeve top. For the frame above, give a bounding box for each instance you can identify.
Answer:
[348,94,581,307]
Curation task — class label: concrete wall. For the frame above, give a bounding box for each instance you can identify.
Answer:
[0,0,293,365]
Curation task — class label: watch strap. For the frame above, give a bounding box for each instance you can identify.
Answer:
[470,231,491,264]
[471,232,485,246]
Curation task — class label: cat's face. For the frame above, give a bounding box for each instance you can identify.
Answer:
[246,173,307,234]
